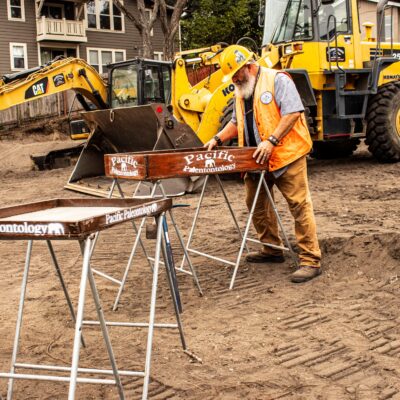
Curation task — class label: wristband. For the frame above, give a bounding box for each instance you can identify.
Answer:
[213,135,223,146]
[267,135,279,146]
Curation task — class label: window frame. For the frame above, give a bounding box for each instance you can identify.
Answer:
[85,0,125,33]
[154,51,163,61]
[38,44,80,65]
[41,2,65,19]
[10,42,28,71]
[86,47,126,74]
[7,0,25,22]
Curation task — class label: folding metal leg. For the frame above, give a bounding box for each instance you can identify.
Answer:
[68,237,92,400]
[181,174,248,269]
[142,215,164,400]
[157,183,203,296]
[229,171,298,289]
[113,182,159,310]
[215,175,249,253]
[160,215,187,350]
[86,252,125,399]
[179,175,209,271]
[261,178,299,268]
[46,240,85,348]
[7,240,33,400]
[229,172,265,289]
[73,236,125,400]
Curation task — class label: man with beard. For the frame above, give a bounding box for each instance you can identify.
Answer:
[205,45,321,283]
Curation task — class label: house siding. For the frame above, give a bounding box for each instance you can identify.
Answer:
[0,0,39,76]
[80,2,165,61]
[359,0,399,41]
[0,0,167,77]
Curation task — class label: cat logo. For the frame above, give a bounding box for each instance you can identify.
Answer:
[25,77,49,99]
[33,83,45,95]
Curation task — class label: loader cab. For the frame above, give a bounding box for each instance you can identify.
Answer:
[107,58,172,108]
[262,0,352,45]
[260,0,362,75]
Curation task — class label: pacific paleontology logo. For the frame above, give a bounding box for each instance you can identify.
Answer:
[183,149,236,174]
[105,203,159,225]
[110,155,139,177]
[0,222,65,236]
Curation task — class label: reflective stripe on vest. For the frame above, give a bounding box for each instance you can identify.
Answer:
[235,67,312,171]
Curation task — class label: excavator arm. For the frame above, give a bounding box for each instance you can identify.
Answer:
[0,57,109,111]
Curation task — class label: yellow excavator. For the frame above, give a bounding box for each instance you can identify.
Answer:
[0,56,204,195]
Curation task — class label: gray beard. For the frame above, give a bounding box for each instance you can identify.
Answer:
[235,74,256,99]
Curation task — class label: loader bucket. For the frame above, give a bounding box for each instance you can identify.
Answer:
[65,103,204,197]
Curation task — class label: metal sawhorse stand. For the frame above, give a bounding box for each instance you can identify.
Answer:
[181,170,299,289]
[0,199,191,400]
[91,178,203,311]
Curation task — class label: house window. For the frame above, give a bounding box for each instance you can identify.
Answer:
[7,0,25,21]
[87,48,126,74]
[40,47,77,65]
[42,4,64,19]
[154,52,163,61]
[10,43,28,70]
[86,0,124,31]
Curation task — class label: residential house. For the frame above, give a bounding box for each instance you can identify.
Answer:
[0,0,166,77]
[359,0,399,42]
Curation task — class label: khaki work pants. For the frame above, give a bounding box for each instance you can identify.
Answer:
[244,155,321,267]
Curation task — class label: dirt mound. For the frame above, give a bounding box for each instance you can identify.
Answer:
[0,140,399,399]
[321,233,400,280]
[0,116,71,142]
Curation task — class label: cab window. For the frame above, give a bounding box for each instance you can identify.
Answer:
[319,0,349,40]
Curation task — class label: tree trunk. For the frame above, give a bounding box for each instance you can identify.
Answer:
[112,0,160,59]
[159,0,188,60]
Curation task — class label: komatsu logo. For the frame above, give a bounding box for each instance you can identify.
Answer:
[222,84,235,97]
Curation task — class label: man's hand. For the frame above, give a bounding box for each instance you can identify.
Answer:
[253,140,274,164]
[204,137,218,151]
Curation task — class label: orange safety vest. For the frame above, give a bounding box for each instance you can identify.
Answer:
[236,67,312,171]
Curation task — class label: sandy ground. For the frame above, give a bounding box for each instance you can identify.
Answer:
[0,134,399,400]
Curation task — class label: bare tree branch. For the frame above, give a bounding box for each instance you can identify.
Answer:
[112,0,161,58]
[159,0,188,59]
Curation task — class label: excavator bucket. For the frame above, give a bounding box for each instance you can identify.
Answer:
[65,103,204,197]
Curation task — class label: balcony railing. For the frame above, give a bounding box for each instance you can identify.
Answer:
[36,16,87,42]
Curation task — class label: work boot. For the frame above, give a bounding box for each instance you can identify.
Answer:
[245,251,285,264]
[291,266,321,283]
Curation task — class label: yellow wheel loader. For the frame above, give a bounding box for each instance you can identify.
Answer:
[169,0,400,162]
[257,0,400,161]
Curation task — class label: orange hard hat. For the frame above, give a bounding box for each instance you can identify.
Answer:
[219,45,255,83]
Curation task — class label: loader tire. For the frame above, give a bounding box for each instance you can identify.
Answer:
[310,139,360,159]
[218,98,237,146]
[219,98,234,131]
[366,81,400,162]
